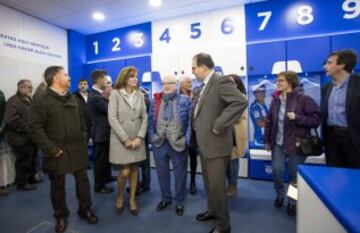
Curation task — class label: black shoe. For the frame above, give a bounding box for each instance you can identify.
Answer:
[175,204,184,216]
[196,211,216,221]
[29,175,44,184]
[29,179,43,184]
[156,201,172,211]
[0,188,10,197]
[190,182,197,195]
[274,197,284,208]
[78,209,98,224]
[105,176,117,183]
[17,183,36,191]
[140,184,150,192]
[209,227,231,233]
[94,186,113,194]
[55,217,67,233]
[287,203,296,216]
[115,206,124,215]
[130,207,139,216]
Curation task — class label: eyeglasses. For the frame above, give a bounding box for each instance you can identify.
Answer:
[162,82,176,85]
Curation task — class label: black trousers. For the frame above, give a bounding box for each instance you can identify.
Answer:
[140,142,151,189]
[49,169,91,219]
[325,128,360,168]
[12,144,37,187]
[188,146,198,184]
[93,141,111,188]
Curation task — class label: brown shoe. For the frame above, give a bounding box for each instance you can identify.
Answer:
[226,185,237,197]
[55,218,67,233]
[78,209,98,224]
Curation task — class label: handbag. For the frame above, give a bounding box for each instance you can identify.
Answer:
[292,96,323,156]
[296,128,323,156]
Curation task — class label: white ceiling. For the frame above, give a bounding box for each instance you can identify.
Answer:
[0,0,264,35]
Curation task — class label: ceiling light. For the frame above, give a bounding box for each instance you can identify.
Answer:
[92,12,105,21]
[149,0,162,7]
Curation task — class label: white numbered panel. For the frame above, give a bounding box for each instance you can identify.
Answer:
[152,6,246,52]
[152,6,247,79]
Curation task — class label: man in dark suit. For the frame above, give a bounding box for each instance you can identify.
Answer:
[87,70,113,193]
[321,49,360,168]
[73,79,92,141]
[192,53,247,233]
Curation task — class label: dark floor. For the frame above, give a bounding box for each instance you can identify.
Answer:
[0,169,295,233]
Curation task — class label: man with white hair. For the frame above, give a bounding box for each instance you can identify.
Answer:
[148,74,192,216]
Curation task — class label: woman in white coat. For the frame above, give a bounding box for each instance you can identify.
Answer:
[108,66,148,216]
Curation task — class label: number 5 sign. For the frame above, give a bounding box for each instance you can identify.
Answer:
[152,7,246,53]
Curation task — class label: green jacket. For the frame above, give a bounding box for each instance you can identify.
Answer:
[29,88,88,174]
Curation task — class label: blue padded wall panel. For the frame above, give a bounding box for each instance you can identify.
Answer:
[102,59,126,83]
[247,41,286,76]
[287,37,331,73]
[125,56,152,84]
[68,30,86,92]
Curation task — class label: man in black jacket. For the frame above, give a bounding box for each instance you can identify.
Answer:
[87,70,113,193]
[321,49,360,168]
[29,66,98,233]
[5,79,37,191]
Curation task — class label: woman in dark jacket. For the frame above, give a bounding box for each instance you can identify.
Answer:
[265,71,321,216]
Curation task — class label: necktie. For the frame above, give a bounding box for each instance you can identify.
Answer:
[194,83,205,117]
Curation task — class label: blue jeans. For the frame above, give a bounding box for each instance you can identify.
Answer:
[153,140,188,204]
[226,159,239,187]
[271,144,306,203]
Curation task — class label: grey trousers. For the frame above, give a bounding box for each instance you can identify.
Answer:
[200,155,230,231]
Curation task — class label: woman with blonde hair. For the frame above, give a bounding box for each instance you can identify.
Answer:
[225,74,248,196]
[108,66,148,216]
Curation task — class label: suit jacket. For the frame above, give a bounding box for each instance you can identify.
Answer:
[321,73,360,153]
[194,73,247,158]
[73,91,92,141]
[108,89,148,164]
[87,89,111,142]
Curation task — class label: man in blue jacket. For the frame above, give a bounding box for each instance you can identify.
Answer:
[148,75,192,216]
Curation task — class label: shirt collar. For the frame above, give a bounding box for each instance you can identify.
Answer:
[202,70,215,86]
[92,86,103,94]
[333,74,350,88]
[120,88,137,97]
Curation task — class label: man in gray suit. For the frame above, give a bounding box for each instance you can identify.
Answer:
[192,53,247,233]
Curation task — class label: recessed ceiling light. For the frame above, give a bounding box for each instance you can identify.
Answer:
[92,12,105,21]
[149,0,162,7]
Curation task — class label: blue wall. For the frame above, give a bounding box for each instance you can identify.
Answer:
[68,30,86,92]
